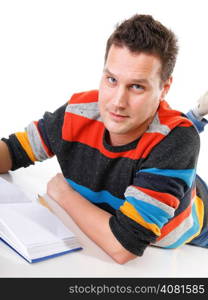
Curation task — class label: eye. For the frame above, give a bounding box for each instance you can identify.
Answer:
[107,76,117,85]
[131,84,144,91]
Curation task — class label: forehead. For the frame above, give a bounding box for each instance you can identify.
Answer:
[105,45,162,81]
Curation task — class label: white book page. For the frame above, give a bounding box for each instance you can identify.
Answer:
[0,177,31,204]
[0,202,76,247]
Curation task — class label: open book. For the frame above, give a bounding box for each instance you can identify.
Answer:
[0,176,82,263]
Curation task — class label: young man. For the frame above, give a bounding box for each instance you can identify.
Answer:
[0,14,208,264]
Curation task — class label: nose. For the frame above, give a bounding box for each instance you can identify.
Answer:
[112,87,127,109]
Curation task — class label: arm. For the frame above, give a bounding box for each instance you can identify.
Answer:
[46,124,199,262]
[0,103,67,172]
[47,173,137,264]
[0,140,12,173]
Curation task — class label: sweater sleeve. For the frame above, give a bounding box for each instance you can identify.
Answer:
[109,125,200,256]
[1,103,67,171]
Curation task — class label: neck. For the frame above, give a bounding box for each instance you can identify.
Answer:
[109,116,154,146]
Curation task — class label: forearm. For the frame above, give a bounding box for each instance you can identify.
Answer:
[52,188,136,264]
[0,140,12,173]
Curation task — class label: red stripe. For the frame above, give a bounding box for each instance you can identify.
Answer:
[135,132,165,159]
[62,113,138,159]
[63,91,193,160]
[158,101,192,129]
[135,186,180,209]
[34,121,53,157]
[69,90,99,104]
[156,204,192,241]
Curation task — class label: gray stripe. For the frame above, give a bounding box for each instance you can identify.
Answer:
[25,122,49,161]
[153,212,194,247]
[146,113,170,135]
[66,102,102,121]
[125,186,175,217]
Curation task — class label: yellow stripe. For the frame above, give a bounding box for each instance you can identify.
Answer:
[120,201,161,236]
[15,132,37,162]
[185,195,204,244]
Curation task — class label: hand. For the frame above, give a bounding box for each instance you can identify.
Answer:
[47,173,75,205]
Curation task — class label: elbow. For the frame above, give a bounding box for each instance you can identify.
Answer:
[0,164,11,174]
[111,250,137,265]
[0,168,10,174]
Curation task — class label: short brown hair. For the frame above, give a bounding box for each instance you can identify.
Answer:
[105,14,178,81]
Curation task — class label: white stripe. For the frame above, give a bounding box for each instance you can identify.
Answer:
[125,186,175,217]
[146,113,170,135]
[25,122,49,161]
[153,211,195,247]
[66,102,102,121]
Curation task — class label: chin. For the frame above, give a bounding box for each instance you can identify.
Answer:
[106,126,129,136]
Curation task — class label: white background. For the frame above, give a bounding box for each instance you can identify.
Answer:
[0,0,208,278]
[1,0,208,182]
[0,1,208,180]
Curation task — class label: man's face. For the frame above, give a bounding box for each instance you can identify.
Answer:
[98,45,171,146]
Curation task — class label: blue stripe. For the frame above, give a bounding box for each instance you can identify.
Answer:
[126,196,171,228]
[138,168,196,187]
[186,110,208,133]
[66,178,124,210]
[165,203,200,248]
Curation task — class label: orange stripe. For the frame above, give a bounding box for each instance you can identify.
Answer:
[120,201,161,236]
[15,132,37,162]
[185,196,204,243]
[136,186,180,209]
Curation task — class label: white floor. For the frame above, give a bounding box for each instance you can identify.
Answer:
[1,236,208,278]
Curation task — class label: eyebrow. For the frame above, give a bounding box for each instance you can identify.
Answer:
[103,67,149,85]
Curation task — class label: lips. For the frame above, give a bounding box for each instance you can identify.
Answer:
[109,111,128,121]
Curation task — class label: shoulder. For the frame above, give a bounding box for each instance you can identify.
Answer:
[68,90,99,104]
[140,101,200,170]
[158,100,200,148]
[141,124,200,170]
[153,100,200,148]
[157,100,196,130]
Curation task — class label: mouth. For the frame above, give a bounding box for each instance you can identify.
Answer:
[109,111,129,121]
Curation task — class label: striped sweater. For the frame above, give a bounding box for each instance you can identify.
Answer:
[2,90,206,256]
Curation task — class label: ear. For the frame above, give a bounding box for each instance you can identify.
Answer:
[160,77,173,100]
